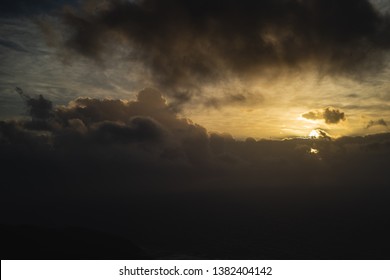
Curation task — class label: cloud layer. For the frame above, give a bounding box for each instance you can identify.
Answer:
[59,0,390,92]
[366,118,388,128]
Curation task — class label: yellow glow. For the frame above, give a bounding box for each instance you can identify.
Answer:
[310,148,319,154]
[309,130,320,138]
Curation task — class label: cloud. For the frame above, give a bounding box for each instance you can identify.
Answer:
[203,91,264,109]
[55,88,196,134]
[0,38,29,52]
[56,0,390,93]
[10,87,212,165]
[322,108,346,124]
[302,107,346,124]
[346,93,359,98]
[366,118,388,128]
[0,0,75,17]
[90,117,165,145]
[15,87,54,121]
[302,111,323,121]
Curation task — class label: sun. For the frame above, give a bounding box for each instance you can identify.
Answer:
[309,129,320,138]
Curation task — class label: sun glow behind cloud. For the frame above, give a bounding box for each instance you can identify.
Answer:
[309,130,321,139]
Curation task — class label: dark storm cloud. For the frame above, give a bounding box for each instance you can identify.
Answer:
[90,117,165,144]
[59,0,390,91]
[0,0,76,17]
[303,107,346,124]
[16,87,54,121]
[366,118,388,128]
[55,88,196,133]
[7,88,211,165]
[322,108,346,124]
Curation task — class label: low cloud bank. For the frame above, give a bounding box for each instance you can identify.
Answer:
[1,88,390,259]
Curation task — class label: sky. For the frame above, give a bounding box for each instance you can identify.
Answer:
[1,0,390,260]
[1,0,390,139]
